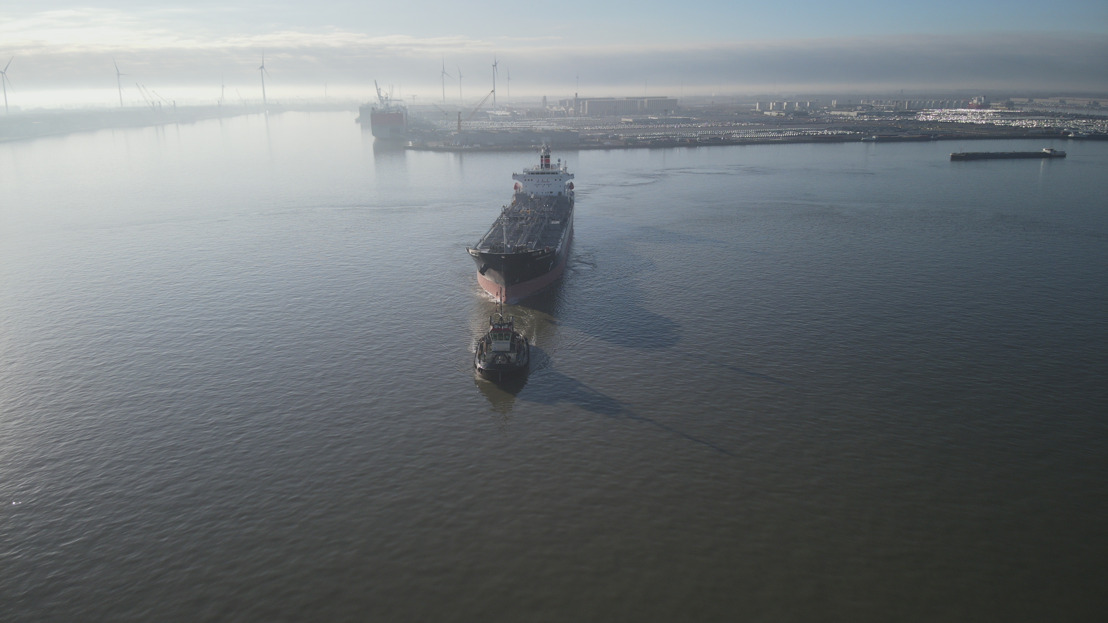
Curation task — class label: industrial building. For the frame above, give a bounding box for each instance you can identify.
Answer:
[557,96,679,117]
[450,129,580,148]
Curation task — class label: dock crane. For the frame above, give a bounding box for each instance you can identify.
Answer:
[457,89,494,132]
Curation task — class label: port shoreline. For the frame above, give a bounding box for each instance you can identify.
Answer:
[399,103,1107,151]
[407,130,1104,153]
[3,100,1105,148]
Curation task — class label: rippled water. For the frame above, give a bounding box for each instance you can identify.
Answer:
[2,114,1106,621]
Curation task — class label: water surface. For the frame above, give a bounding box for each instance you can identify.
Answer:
[2,114,1106,621]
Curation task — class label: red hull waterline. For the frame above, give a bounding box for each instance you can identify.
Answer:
[476,238,571,304]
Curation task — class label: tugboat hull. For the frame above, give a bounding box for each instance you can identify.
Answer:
[474,342,530,380]
[474,314,530,382]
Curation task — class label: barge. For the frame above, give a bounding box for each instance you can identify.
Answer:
[950,148,1066,161]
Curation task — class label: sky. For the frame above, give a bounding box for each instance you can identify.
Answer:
[1,0,1107,108]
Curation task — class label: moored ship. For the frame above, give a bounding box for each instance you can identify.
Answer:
[357,81,407,142]
[467,147,575,304]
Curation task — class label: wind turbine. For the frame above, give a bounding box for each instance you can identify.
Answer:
[114,59,127,107]
[457,66,463,102]
[491,56,498,106]
[506,66,511,101]
[259,53,269,110]
[440,58,452,104]
[1,57,12,114]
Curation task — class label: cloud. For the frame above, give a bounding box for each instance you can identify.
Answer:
[539,33,1108,94]
[3,9,1105,100]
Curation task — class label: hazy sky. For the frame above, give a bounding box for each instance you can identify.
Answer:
[2,0,1107,106]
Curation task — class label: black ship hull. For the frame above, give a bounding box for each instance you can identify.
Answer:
[468,147,575,304]
[470,217,573,304]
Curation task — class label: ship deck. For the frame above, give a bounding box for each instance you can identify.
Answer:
[474,193,573,253]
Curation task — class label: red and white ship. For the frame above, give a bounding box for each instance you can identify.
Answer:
[357,81,407,142]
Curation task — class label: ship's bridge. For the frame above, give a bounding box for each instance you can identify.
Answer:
[512,147,574,197]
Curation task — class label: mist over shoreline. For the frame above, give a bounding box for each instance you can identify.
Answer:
[2,30,1105,111]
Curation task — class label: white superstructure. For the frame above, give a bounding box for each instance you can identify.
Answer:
[512,146,574,197]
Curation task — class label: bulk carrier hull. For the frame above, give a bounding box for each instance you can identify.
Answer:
[358,107,406,141]
[358,80,407,142]
[468,148,575,304]
[471,213,573,304]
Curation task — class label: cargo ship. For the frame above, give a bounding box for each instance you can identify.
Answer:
[950,148,1066,161]
[467,147,575,304]
[357,81,407,141]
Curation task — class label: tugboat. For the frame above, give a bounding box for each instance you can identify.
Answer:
[474,311,530,381]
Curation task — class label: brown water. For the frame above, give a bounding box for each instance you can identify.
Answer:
[2,114,1106,621]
